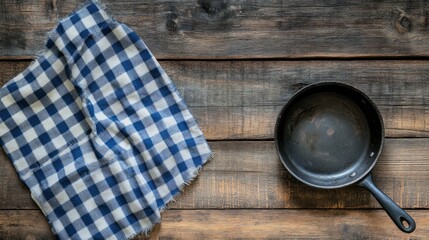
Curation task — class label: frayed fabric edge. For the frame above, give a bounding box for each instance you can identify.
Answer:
[129,151,213,239]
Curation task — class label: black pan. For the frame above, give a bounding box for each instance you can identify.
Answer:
[275,82,416,233]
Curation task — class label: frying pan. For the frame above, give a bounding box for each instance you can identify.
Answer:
[275,82,416,233]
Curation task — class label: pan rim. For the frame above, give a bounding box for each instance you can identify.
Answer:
[274,81,385,189]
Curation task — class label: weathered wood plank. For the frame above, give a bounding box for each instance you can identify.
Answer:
[1,210,428,239]
[191,105,429,139]
[173,139,429,210]
[1,139,428,210]
[2,60,429,139]
[1,1,429,59]
[0,61,26,87]
[147,210,429,239]
[0,210,55,240]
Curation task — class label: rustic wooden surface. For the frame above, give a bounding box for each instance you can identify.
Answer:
[1,0,429,239]
[2,1,429,59]
[1,210,429,239]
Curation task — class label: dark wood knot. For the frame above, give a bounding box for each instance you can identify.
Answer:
[165,7,179,31]
[395,9,411,33]
[197,0,229,18]
[399,16,411,29]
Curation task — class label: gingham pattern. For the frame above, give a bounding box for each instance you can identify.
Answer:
[0,2,211,239]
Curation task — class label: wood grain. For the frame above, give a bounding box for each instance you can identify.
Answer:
[2,60,429,139]
[1,209,428,239]
[1,1,429,59]
[1,139,428,210]
[0,210,55,240]
[147,210,429,239]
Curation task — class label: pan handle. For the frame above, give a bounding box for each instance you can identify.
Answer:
[357,173,416,233]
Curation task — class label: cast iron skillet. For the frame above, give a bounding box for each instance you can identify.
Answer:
[275,82,416,233]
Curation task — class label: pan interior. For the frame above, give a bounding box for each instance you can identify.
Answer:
[277,87,382,188]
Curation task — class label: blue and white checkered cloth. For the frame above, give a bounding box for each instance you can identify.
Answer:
[0,2,211,239]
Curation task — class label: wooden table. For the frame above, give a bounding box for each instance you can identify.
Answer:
[1,1,429,239]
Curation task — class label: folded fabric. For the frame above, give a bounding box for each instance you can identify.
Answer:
[0,1,211,239]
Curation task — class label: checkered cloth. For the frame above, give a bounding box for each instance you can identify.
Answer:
[0,2,211,239]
